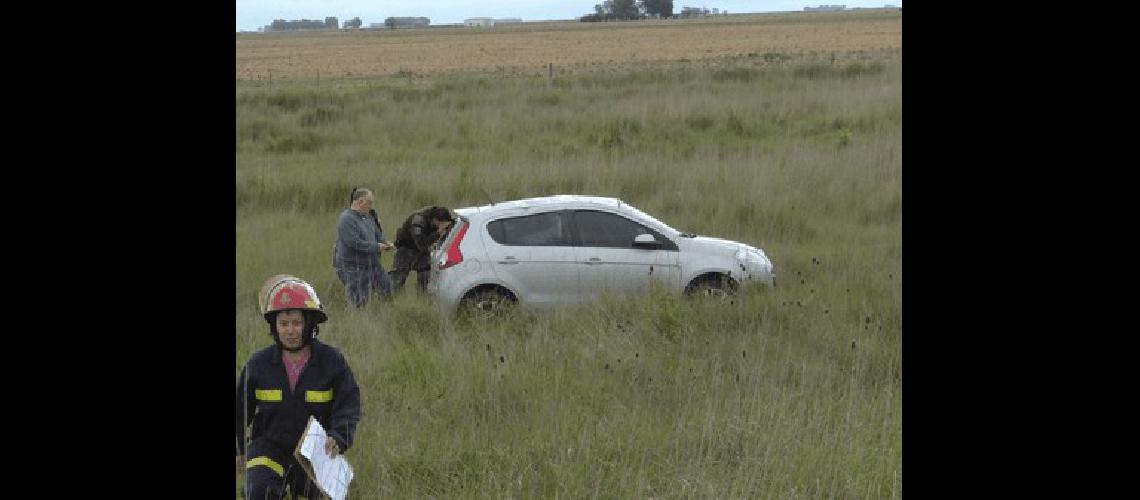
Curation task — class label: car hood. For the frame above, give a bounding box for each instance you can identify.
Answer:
[683,235,763,256]
[682,235,774,278]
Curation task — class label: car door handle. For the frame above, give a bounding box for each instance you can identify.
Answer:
[498,256,519,265]
[584,258,602,265]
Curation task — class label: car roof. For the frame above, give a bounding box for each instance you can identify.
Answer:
[454,194,681,234]
[454,195,621,215]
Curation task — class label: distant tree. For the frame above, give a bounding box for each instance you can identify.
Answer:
[612,0,640,19]
[344,17,362,29]
[586,0,641,21]
[325,16,338,29]
[384,17,396,29]
[640,0,674,18]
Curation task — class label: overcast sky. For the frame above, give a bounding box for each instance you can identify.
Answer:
[236,1,901,31]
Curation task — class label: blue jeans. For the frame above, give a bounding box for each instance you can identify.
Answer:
[336,263,392,308]
[371,262,393,298]
[335,267,369,308]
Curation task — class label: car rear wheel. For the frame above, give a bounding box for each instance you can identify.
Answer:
[684,274,737,299]
[459,286,516,318]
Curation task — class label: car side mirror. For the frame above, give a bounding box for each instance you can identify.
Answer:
[633,233,661,248]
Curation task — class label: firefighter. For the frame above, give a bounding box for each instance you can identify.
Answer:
[389,206,454,294]
[236,275,362,499]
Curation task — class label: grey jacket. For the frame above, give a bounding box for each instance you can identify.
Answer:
[334,208,383,270]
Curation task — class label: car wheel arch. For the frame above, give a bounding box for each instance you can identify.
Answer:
[684,271,739,296]
[457,283,519,317]
[460,283,519,304]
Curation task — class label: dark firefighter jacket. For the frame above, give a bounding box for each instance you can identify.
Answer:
[394,206,447,253]
[236,339,362,460]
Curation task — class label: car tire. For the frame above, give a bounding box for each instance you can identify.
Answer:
[684,274,737,298]
[459,287,516,318]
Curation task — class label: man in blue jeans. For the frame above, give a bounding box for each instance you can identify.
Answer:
[334,188,393,307]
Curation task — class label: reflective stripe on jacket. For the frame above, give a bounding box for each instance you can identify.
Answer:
[236,339,362,457]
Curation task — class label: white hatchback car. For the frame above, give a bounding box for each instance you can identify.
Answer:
[428,195,775,313]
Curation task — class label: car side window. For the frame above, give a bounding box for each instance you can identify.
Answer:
[572,210,650,248]
[487,212,570,246]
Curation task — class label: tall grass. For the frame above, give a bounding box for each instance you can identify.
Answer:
[237,54,901,498]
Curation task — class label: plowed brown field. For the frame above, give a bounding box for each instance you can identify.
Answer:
[236,10,901,80]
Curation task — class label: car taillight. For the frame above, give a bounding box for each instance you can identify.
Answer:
[439,221,468,270]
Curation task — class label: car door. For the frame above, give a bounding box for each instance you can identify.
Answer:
[481,210,580,305]
[570,210,681,299]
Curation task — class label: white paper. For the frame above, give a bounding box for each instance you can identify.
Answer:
[298,417,355,500]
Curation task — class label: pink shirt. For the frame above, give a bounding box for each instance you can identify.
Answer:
[282,350,310,391]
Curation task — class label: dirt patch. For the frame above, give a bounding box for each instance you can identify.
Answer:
[236,11,902,80]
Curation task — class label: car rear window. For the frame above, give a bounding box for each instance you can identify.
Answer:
[487,212,569,246]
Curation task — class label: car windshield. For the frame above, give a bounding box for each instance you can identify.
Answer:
[623,203,688,237]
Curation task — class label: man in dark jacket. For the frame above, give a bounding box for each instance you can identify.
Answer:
[389,206,453,293]
[237,275,362,499]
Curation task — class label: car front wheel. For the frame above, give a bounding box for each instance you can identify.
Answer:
[684,274,737,298]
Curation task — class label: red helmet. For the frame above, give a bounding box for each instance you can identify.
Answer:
[258,275,328,324]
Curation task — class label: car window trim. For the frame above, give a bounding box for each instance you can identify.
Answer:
[487,210,573,247]
[570,209,678,251]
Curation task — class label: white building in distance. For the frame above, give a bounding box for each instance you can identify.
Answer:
[464,17,523,27]
[804,5,846,11]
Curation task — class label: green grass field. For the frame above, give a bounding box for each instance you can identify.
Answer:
[237,48,901,498]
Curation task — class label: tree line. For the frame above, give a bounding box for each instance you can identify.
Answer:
[581,0,669,21]
[268,17,338,31]
[267,16,364,31]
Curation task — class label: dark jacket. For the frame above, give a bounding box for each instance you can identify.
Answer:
[236,339,362,457]
[394,206,447,253]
